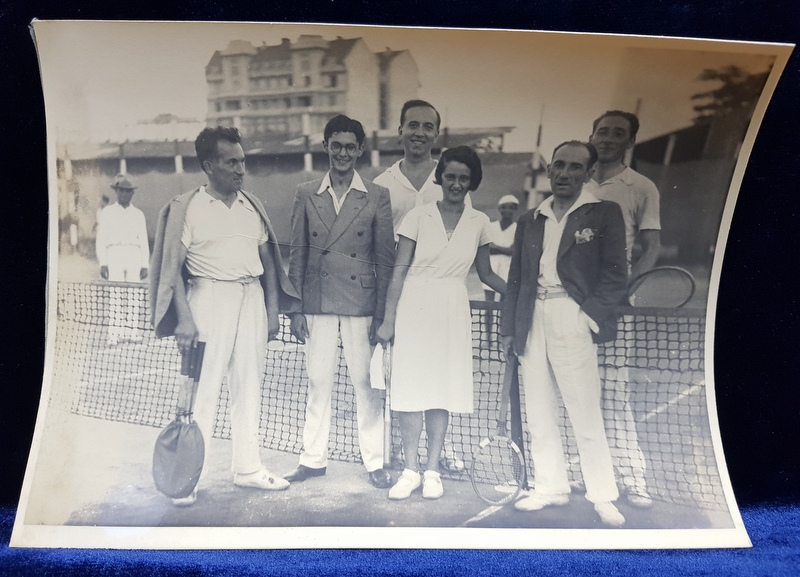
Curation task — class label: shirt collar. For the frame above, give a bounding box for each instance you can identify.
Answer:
[316,171,368,196]
[596,165,635,187]
[535,188,600,219]
[387,159,438,191]
[200,186,251,210]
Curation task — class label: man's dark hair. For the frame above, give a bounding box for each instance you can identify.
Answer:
[323,114,366,145]
[551,141,599,170]
[195,126,242,169]
[400,99,441,130]
[591,110,640,140]
[434,145,483,191]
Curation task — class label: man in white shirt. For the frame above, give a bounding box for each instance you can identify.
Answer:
[96,174,150,345]
[587,110,660,279]
[587,110,661,508]
[285,115,395,489]
[373,100,467,472]
[150,127,300,506]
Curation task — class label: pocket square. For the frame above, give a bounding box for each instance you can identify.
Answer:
[574,228,595,244]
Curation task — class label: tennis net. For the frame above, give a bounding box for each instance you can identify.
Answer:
[51,281,725,511]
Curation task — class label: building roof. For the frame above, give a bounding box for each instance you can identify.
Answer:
[59,127,517,161]
[250,40,292,65]
[321,38,359,65]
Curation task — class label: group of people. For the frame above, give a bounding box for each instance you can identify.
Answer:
[137,99,660,526]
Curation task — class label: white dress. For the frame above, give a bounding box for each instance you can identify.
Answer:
[391,202,492,413]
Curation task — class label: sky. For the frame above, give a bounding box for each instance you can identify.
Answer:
[33,21,779,154]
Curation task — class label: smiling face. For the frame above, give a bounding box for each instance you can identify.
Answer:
[324,131,363,176]
[547,144,594,200]
[440,161,472,205]
[399,105,439,159]
[205,140,246,195]
[590,115,634,164]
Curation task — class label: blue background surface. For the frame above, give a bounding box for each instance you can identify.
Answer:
[1,1,798,574]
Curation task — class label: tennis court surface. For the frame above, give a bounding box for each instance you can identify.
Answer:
[21,281,734,530]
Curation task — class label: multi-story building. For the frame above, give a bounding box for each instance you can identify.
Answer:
[205,35,420,137]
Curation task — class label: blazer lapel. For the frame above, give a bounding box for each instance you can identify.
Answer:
[558,203,594,260]
[311,191,336,233]
[324,189,368,248]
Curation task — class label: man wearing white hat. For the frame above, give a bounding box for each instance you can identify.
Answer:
[96,174,150,345]
[483,194,520,302]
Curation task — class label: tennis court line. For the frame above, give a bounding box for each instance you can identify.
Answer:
[640,384,704,422]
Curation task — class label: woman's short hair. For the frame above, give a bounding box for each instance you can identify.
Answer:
[434,146,483,191]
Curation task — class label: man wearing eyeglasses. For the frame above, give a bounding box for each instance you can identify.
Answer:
[284,115,395,489]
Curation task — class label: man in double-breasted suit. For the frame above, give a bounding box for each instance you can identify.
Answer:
[501,141,629,526]
[285,115,395,489]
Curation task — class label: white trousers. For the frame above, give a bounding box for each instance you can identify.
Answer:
[603,338,649,495]
[300,314,384,472]
[106,245,144,341]
[518,296,619,504]
[187,278,267,478]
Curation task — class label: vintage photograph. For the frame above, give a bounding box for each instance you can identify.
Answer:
[12,20,792,549]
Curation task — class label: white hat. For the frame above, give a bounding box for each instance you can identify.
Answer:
[497,194,519,206]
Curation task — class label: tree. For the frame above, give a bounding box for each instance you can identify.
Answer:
[690,65,771,125]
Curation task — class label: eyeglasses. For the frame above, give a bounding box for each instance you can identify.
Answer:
[327,142,359,154]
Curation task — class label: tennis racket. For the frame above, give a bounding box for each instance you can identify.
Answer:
[628,266,696,308]
[470,356,526,505]
[153,341,206,499]
[382,343,393,469]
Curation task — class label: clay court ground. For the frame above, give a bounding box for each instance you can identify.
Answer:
[21,406,732,532]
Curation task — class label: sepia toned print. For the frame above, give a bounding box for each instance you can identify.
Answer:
[11,20,793,549]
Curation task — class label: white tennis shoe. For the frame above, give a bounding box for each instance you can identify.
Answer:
[422,470,444,499]
[388,469,421,500]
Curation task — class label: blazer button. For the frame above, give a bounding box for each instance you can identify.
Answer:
[312,232,318,237]
[351,275,356,280]
[350,253,356,258]
[321,272,328,277]
[322,250,329,255]
[357,231,363,236]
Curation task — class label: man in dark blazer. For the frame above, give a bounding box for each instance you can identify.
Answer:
[284,115,395,489]
[501,141,628,526]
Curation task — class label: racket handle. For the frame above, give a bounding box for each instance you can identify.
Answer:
[191,342,206,381]
[180,350,190,377]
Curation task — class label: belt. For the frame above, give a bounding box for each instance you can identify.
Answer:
[536,287,568,300]
[188,276,260,286]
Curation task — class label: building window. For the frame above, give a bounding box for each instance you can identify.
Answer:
[303,75,311,87]
[284,98,292,109]
[328,74,338,88]
[225,100,242,111]
[215,102,223,112]
[298,96,312,108]
[328,94,337,106]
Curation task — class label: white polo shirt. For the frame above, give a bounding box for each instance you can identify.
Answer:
[181,187,268,281]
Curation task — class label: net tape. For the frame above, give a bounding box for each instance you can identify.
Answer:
[52,282,724,511]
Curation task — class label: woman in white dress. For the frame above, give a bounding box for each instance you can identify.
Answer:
[377,146,507,500]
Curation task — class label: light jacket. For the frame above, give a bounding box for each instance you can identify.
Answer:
[149,187,300,338]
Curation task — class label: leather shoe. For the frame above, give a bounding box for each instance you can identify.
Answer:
[368,468,392,488]
[283,465,326,482]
